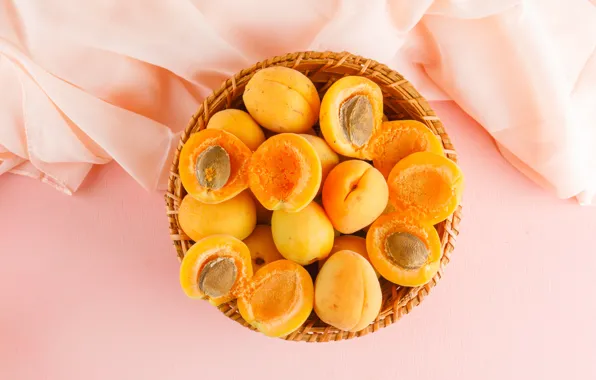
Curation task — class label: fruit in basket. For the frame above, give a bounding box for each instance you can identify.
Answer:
[206,109,266,151]
[179,129,252,204]
[248,133,321,212]
[178,191,256,241]
[243,66,320,133]
[318,235,379,278]
[271,202,334,265]
[387,151,464,224]
[248,190,273,225]
[314,250,382,332]
[319,76,383,159]
[179,235,253,306]
[366,213,442,287]
[322,160,388,234]
[238,260,314,337]
[299,134,340,194]
[370,120,445,178]
[243,225,284,272]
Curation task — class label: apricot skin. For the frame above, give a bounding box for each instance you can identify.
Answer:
[318,235,380,278]
[314,250,382,332]
[322,160,388,234]
[271,202,334,265]
[238,260,314,337]
[206,109,266,151]
[178,192,256,242]
[243,225,284,272]
[243,66,321,133]
[300,134,340,194]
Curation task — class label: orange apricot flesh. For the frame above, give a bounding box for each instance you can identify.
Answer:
[388,151,464,224]
[243,225,284,272]
[370,120,445,178]
[366,213,442,287]
[322,160,388,234]
[206,109,266,151]
[179,235,253,306]
[179,129,252,204]
[248,133,322,212]
[319,76,383,159]
[238,260,314,337]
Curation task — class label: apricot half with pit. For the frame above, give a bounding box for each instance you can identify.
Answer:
[322,160,388,234]
[366,213,442,287]
[314,250,382,332]
[319,76,383,159]
[206,109,266,151]
[243,66,320,133]
[179,129,252,204]
[179,235,253,306]
[248,133,321,212]
[388,151,464,224]
[238,260,314,337]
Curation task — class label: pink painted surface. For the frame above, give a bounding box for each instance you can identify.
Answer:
[1,102,596,380]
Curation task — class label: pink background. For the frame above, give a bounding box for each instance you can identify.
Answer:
[2,102,595,380]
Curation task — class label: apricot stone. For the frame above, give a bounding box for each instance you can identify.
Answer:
[243,66,320,133]
[314,250,382,332]
[178,191,256,242]
[322,160,388,234]
[271,202,334,265]
[206,109,266,151]
[243,225,284,272]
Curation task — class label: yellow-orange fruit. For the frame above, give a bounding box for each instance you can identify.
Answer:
[299,134,340,193]
[178,192,256,242]
[238,260,314,337]
[206,109,266,151]
[243,225,284,272]
[318,235,379,278]
[314,250,382,332]
[322,160,388,234]
[243,66,320,133]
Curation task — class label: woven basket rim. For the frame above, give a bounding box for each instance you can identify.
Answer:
[165,50,462,343]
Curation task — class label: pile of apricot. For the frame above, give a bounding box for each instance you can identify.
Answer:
[177,66,464,338]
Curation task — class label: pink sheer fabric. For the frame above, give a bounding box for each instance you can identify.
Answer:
[1,0,594,202]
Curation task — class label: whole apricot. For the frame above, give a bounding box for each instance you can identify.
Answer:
[243,225,284,272]
[318,235,379,278]
[206,109,266,151]
[300,134,340,194]
[243,66,320,133]
[271,202,334,265]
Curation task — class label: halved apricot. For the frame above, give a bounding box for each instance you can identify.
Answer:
[318,235,379,278]
[179,129,252,204]
[243,66,320,133]
[248,133,321,212]
[206,109,266,151]
[271,202,334,265]
[388,151,464,224]
[370,120,445,178]
[314,250,382,332]
[179,235,253,306]
[366,213,441,287]
[178,191,256,241]
[319,76,383,159]
[243,225,284,272]
[322,160,388,234]
[238,260,314,337]
[299,134,340,194]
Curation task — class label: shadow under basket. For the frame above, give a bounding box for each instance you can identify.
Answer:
[165,51,462,343]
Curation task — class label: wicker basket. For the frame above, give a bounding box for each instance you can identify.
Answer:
[165,51,462,342]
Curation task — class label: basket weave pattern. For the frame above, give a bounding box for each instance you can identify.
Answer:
[165,51,462,342]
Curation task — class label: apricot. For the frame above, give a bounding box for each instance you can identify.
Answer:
[206,109,266,151]
[314,250,382,332]
[366,213,441,287]
[318,235,379,278]
[271,202,334,265]
[370,120,445,178]
[248,190,273,224]
[179,235,253,306]
[243,225,284,272]
[322,160,388,234]
[179,129,252,204]
[388,151,464,224]
[299,134,340,193]
[178,191,256,242]
[243,66,320,133]
[319,76,383,159]
[248,133,322,212]
[238,260,314,337]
